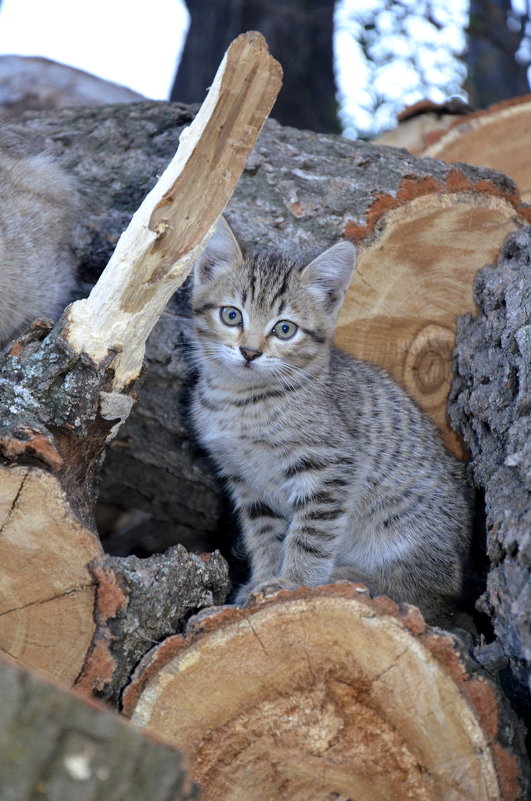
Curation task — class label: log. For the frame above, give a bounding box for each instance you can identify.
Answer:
[374,98,473,153]
[0,464,101,685]
[0,463,229,693]
[77,546,229,704]
[420,94,531,204]
[448,226,531,709]
[0,655,198,801]
[0,54,144,120]
[0,391,227,694]
[0,32,280,684]
[335,175,528,458]
[123,585,528,801]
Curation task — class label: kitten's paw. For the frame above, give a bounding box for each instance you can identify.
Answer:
[234,578,299,606]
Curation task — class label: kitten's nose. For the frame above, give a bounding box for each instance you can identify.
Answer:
[240,346,262,363]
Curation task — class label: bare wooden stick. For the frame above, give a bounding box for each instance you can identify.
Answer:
[65,31,282,392]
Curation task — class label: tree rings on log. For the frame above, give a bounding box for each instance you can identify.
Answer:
[0,465,101,684]
[123,585,522,801]
[337,191,526,458]
[421,95,531,203]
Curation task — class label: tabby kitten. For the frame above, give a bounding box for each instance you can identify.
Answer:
[0,149,78,347]
[191,217,472,621]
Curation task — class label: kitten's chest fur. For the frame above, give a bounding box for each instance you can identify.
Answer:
[193,372,329,514]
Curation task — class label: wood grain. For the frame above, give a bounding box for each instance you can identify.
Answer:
[124,585,516,801]
[0,465,101,683]
[336,192,524,457]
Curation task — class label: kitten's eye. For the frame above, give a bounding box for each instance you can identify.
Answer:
[220,306,242,327]
[272,320,298,340]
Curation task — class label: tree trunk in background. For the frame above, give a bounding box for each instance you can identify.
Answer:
[171,0,339,133]
[466,0,530,107]
[420,95,531,204]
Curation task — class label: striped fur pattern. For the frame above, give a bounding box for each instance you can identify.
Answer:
[191,217,472,621]
[0,150,78,347]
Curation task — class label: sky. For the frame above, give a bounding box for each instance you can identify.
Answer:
[0,0,190,99]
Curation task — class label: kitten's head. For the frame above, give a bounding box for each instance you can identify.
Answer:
[191,217,356,385]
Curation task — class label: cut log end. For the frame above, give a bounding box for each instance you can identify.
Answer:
[0,465,101,684]
[422,95,531,204]
[338,190,525,458]
[123,585,524,801]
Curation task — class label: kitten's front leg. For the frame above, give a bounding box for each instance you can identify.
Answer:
[280,499,345,589]
[231,481,288,604]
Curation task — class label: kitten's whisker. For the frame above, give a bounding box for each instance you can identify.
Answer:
[273,360,332,393]
[269,366,307,393]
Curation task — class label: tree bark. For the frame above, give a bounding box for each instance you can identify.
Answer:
[0,656,198,801]
[171,1,339,133]
[78,546,229,706]
[123,585,529,801]
[448,226,531,710]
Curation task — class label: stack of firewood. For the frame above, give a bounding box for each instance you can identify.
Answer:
[0,34,529,801]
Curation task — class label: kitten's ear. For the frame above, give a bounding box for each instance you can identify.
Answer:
[300,240,356,314]
[194,216,243,284]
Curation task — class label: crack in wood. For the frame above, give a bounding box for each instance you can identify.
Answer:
[0,470,28,537]
[297,610,317,685]
[371,645,411,683]
[246,618,268,657]
[0,583,95,618]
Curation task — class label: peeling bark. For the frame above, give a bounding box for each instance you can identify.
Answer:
[78,546,229,706]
